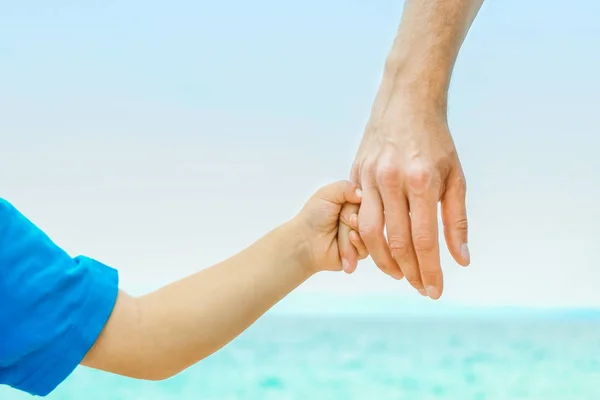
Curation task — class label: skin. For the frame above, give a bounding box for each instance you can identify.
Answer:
[81,181,367,381]
[62,0,487,381]
[340,0,485,300]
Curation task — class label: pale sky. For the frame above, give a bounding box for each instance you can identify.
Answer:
[1,1,600,311]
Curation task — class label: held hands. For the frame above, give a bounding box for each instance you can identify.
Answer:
[291,181,368,274]
[345,109,470,300]
[289,141,468,299]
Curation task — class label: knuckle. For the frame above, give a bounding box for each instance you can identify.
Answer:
[388,237,410,259]
[375,163,401,186]
[454,175,467,193]
[413,233,436,254]
[406,165,435,191]
[453,217,468,232]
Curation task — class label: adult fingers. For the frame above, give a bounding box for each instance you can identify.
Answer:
[358,186,403,280]
[406,169,443,299]
[349,230,368,260]
[379,175,423,295]
[441,168,470,266]
[407,191,443,299]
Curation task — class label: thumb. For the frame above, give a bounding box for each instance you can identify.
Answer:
[441,171,470,266]
[316,180,362,206]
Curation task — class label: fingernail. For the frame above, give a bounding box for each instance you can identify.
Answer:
[426,286,440,300]
[355,188,362,198]
[342,258,350,273]
[461,243,470,265]
[418,288,427,297]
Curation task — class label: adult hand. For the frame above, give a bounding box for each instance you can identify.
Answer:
[335,0,483,299]
[347,108,470,300]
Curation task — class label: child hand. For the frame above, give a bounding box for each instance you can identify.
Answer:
[337,202,368,274]
[292,180,368,274]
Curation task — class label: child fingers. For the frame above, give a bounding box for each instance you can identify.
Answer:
[338,203,360,273]
[317,180,362,206]
[341,203,364,259]
[338,219,358,274]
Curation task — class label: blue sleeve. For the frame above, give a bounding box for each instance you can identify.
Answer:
[0,198,119,397]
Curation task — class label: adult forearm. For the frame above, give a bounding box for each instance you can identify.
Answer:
[375,0,484,115]
[83,222,312,380]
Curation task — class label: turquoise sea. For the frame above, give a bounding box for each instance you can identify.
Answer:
[3,314,600,400]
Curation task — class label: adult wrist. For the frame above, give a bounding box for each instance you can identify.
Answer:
[376,56,450,117]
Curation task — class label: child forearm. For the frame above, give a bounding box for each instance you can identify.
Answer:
[82,222,312,380]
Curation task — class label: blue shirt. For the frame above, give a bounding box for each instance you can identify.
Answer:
[0,198,119,396]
